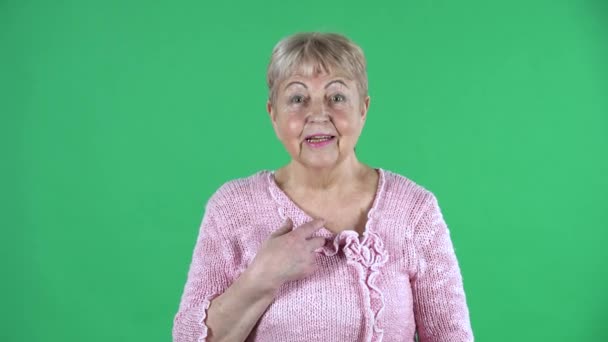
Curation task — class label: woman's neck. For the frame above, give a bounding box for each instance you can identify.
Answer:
[275,155,371,194]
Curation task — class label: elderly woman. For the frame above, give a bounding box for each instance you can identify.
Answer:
[173,32,474,342]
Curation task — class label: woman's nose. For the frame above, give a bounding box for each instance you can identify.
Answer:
[307,99,330,122]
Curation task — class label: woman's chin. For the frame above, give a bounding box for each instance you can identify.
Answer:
[299,155,342,169]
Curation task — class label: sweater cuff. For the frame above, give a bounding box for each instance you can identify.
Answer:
[197,293,221,342]
[173,292,222,342]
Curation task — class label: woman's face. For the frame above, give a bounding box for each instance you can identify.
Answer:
[267,70,370,170]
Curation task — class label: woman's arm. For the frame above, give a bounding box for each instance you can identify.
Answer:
[173,193,325,342]
[174,192,279,342]
[411,192,474,342]
[203,268,279,342]
[172,197,239,342]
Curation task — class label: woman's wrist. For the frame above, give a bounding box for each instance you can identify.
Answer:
[239,267,283,298]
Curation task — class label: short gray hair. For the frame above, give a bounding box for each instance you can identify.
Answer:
[266,32,368,105]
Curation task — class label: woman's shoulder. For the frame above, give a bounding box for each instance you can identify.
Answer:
[205,169,272,209]
[381,168,434,198]
[379,167,438,215]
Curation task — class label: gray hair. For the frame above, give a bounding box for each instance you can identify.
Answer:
[266,32,368,105]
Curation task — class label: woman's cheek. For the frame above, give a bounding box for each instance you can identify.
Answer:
[333,114,354,134]
[282,118,303,145]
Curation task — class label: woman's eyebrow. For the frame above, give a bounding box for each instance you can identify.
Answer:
[284,81,307,90]
[325,80,348,89]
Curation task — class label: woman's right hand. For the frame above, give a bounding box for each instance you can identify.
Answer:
[245,218,327,293]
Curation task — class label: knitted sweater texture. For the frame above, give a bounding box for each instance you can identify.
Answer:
[173,168,474,341]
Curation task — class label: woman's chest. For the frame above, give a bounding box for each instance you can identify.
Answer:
[246,253,416,342]
[247,263,365,341]
[295,195,375,234]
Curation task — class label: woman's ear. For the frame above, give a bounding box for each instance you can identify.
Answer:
[360,95,371,121]
[267,99,280,138]
[267,99,276,123]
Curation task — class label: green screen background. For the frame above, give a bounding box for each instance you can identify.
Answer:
[3,0,607,341]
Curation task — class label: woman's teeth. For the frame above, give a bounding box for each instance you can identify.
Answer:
[306,136,333,142]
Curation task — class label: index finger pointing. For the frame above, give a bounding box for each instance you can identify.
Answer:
[293,218,326,238]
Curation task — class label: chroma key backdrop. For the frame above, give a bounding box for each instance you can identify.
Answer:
[2,0,607,341]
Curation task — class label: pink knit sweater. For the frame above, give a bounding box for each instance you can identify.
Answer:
[173,168,474,342]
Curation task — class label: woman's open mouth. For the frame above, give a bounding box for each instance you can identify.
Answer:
[304,135,336,148]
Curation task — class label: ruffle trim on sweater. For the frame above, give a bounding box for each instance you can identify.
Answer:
[197,293,221,342]
[325,230,389,341]
[265,169,389,342]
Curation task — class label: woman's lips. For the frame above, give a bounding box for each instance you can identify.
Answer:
[304,136,336,148]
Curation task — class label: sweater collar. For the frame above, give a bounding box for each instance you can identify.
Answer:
[264,167,386,240]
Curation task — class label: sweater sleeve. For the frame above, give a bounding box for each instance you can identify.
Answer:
[172,195,237,342]
[411,192,474,342]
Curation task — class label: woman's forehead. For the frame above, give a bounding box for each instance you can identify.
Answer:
[286,62,351,78]
[280,66,354,87]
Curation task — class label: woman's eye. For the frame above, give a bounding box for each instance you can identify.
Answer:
[331,94,346,102]
[290,95,305,104]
